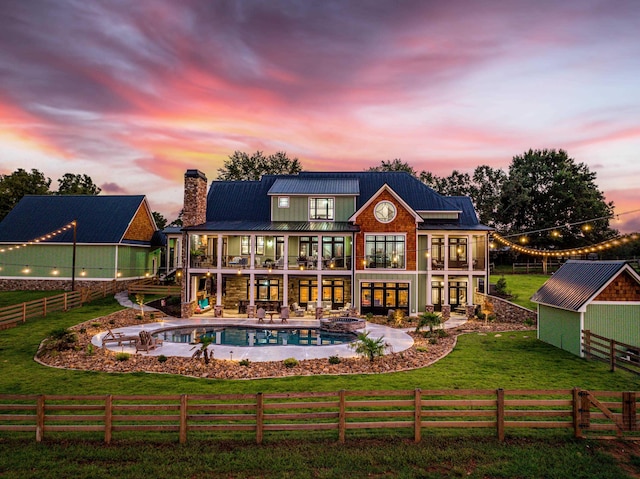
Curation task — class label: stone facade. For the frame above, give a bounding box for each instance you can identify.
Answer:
[474,292,537,324]
[183,170,208,228]
[0,278,132,292]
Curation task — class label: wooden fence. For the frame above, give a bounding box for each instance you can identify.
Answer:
[0,280,128,330]
[127,278,181,297]
[0,388,638,444]
[583,330,640,376]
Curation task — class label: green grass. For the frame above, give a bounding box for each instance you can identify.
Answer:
[490,273,548,310]
[0,290,65,308]
[1,293,640,478]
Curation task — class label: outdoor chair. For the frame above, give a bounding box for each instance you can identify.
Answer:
[101,327,136,347]
[256,307,266,323]
[280,308,289,323]
[135,330,163,353]
[291,302,305,317]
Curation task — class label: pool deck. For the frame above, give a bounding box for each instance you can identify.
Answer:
[99,292,466,362]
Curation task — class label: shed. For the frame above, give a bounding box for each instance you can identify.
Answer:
[531,260,640,357]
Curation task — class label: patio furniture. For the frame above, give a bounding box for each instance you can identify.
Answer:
[265,310,278,323]
[135,330,163,353]
[280,308,289,323]
[101,327,136,347]
[290,302,305,317]
[257,307,266,323]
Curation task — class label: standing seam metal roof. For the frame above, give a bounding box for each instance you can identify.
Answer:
[530,260,630,311]
[267,178,359,195]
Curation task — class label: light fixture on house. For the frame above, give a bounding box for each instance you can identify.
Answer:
[80,268,86,277]
[52,267,59,276]
[116,271,122,277]
[22,265,30,274]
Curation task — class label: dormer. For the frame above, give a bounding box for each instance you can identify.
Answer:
[268,177,359,222]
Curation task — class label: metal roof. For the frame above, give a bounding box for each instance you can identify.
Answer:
[185,221,359,233]
[531,260,631,312]
[0,195,149,244]
[268,178,359,195]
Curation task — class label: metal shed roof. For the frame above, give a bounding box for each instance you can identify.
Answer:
[268,178,359,195]
[531,260,631,312]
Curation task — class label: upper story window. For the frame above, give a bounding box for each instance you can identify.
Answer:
[309,197,334,221]
[278,197,289,208]
[241,236,250,255]
[364,235,405,269]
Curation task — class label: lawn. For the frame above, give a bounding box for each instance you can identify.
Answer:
[0,290,65,308]
[1,292,640,478]
[490,273,548,310]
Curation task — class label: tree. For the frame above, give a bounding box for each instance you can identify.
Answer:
[368,158,417,176]
[152,211,167,230]
[217,151,302,180]
[168,210,183,227]
[350,331,389,362]
[415,311,442,334]
[56,173,101,195]
[469,165,508,227]
[190,335,214,364]
[0,168,51,221]
[496,149,616,249]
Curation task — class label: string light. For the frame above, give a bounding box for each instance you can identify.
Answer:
[492,232,640,257]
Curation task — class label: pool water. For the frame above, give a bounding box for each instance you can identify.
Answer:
[155,326,356,347]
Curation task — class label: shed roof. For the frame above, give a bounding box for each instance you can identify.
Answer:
[0,195,152,245]
[531,260,635,312]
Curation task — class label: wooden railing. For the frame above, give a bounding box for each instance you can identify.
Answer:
[583,330,640,376]
[127,277,181,297]
[1,388,637,444]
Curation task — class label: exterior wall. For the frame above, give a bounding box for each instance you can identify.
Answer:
[123,204,156,242]
[594,271,640,301]
[475,292,537,324]
[183,170,207,228]
[585,303,640,348]
[354,189,417,271]
[537,305,582,356]
[117,245,156,278]
[0,244,117,279]
[271,196,355,222]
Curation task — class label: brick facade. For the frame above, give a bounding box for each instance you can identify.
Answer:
[353,189,417,270]
[594,271,640,301]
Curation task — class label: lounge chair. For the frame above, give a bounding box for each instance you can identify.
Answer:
[290,302,305,317]
[135,330,163,353]
[280,308,289,323]
[101,327,136,347]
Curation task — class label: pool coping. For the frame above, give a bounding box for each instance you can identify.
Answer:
[92,318,415,362]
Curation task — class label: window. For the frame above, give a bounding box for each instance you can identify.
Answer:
[248,278,280,300]
[360,282,409,314]
[256,236,265,255]
[364,235,405,268]
[240,236,250,255]
[448,237,467,267]
[299,236,318,259]
[309,197,334,220]
[278,196,289,208]
[299,279,318,304]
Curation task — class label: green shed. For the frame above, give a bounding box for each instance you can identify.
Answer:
[531,260,640,357]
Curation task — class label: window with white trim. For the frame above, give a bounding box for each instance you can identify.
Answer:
[309,197,334,220]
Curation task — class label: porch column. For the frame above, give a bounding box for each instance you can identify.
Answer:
[217,234,223,269]
[426,273,432,306]
[467,234,472,271]
[216,272,222,306]
[317,234,323,271]
[443,273,450,306]
[282,272,289,307]
[467,273,473,306]
[250,235,256,270]
[249,272,255,306]
[444,234,449,270]
[283,234,289,269]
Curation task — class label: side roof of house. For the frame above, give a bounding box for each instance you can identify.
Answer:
[531,260,636,312]
[0,195,152,244]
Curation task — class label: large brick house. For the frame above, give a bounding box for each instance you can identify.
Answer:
[176,169,492,318]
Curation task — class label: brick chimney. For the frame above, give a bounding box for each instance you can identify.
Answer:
[183,169,208,227]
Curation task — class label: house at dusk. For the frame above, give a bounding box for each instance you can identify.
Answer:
[0,195,163,290]
[174,169,492,318]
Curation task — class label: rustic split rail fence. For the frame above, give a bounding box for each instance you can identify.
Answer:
[583,330,640,376]
[0,388,638,444]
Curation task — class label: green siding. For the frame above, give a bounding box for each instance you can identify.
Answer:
[417,236,428,270]
[117,245,156,278]
[272,196,356,221]
[417,274,427,312]
[538,305,582,356]
[585,304,640,348]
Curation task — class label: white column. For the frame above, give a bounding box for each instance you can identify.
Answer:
[250,234,256,270]
[283,234,289,269]
[443,273,449,306]
[467,234,472,271]
[444,234,449,270]
[283,272,289,306]
[317,235,323,271]
[249,272,255,306]
[217,234,223,269]
[216,272,222,306]
[467,273,473,306]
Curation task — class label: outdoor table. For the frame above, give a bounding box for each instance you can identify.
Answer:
[265,310,278,323]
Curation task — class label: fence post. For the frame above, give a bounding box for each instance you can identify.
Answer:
[179,394,188,444]
[22,303,27,323]
[610,339,617,372]
[104,395,113,444]
[579,390,591,437]
[63,293,68,312]
[256,392,264,445]
[339,390,346,443]
[623,392,637,431]
[583,330,591,359]
[414,388,422,443]
[43,297,47,317]
[572,387,582,438]
[496,388,505,441]
[36,395,45,442]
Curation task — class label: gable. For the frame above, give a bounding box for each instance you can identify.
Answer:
[123,203,156,242]
[594,270,640,302]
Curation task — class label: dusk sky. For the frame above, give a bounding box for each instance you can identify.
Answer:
[1,0,639,232]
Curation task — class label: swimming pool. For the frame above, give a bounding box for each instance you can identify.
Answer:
[154,326,357,347]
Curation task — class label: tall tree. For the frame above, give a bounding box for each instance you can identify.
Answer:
[469,165,508,227]
[0,168,51,221]
[217,151,302,180]
[496,149,615,248]
[56,173,101,195]
[152,211,167,230]
[368,158,417,176]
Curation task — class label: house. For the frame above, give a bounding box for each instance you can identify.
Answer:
[531,260,640,357]
[0,195,163,290]
[178,169,492,318]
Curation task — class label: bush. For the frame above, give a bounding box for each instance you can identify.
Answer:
[429,337,438,345]
[283,357,299,368]
[239,358,251,367]
[157,355,168,363]
[115,352,130,361]
[86,343,94,356]
[39,328,77,356]
[366,312,374,321]
[487,314,496,322]
[436,328,448,338]
[328,355,341,364]
[91,322,101,328]
[524,318,536,327]
[79,327,86,334]
[416,345,429,353]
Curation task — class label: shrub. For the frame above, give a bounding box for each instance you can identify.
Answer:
[415,312,441,334]
[157,355,168,363]
[495,276,510,297]
[487,314,497,322]
[416,345,429,353]
[366,312,374,321]
[115,352,130,361]
[86,343,94,356]
[476,311,486,320]
[328,355,341,364]
[524,318,536,327]
[350,331,388,362]
[436,328,448,338]
[91,322,101,328]
[39,328,77,356]
[429,337,438,345]
[108,319,115,325]
[79,327,87,334]
[393,309,405,327]
[283,357,299,368]
[239,358,251,367]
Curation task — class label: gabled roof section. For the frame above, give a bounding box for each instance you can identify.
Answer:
[348,183,423,223]
[0,195,152,244]
[531,260,638,312]
[268,178,359,196]
[418,196,493,231]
